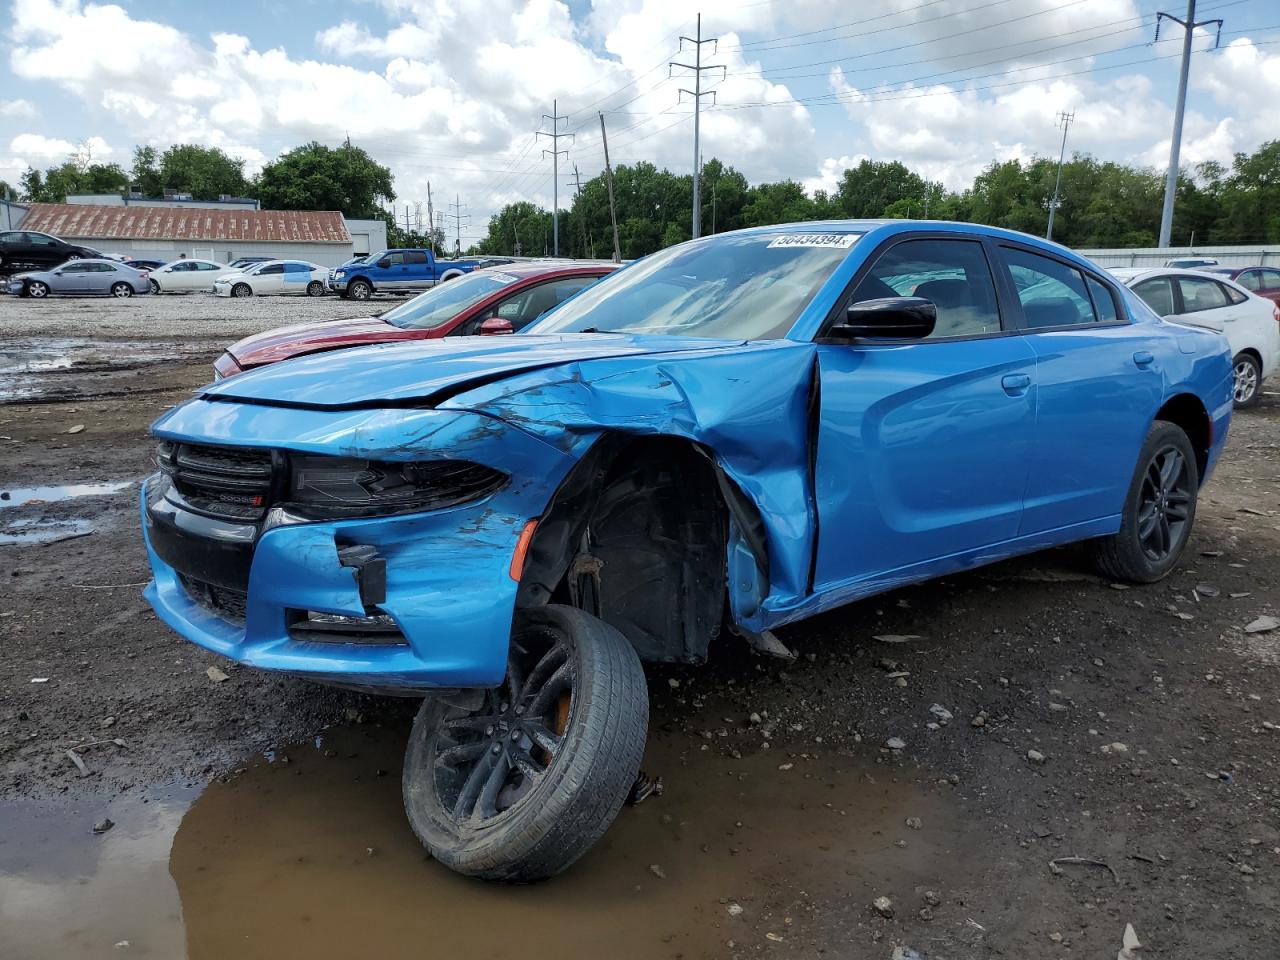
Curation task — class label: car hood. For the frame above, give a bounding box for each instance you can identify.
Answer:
[228,316,414,367]
[214,272,249,283]
[201,333,750,409]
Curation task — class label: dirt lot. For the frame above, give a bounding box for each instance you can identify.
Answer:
[1,300,1278,959]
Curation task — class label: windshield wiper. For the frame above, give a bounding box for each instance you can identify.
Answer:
[578,327,614,334]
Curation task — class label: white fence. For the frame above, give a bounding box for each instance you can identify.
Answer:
[1078,245,1280,268]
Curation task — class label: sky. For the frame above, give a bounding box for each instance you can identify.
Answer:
[1,0,1278,243]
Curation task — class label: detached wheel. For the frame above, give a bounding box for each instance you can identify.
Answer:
[110,282,133,298]
[231,283,252,298]
[27,281,49,299]
[1232,353,1261,409]
[403,604,648,881]
[1088,420,1198,583]
[348,279,372,300]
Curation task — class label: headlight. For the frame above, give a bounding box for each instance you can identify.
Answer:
[286,456,507,519]
[334,271,345,279]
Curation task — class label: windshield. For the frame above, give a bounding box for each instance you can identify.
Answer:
[531,231,861,339]
[381,270,522,330]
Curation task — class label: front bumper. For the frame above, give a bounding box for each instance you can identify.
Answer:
[141,400,578,692]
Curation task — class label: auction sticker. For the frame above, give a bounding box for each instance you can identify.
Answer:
[490,272,519,283]
[767,233,860,249]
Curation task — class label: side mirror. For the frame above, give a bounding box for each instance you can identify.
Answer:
[829,297,936,341]
[377,259,391,269]
[478,316,515,336]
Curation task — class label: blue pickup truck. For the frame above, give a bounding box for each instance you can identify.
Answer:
[328,249,505,299]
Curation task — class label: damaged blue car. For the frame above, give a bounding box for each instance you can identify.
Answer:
[142,220,1232,880]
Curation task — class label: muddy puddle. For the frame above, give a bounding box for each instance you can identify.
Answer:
[0,480,135,509]
[0,725,952,959]
[0,480,136,545]
[0,337,217,402]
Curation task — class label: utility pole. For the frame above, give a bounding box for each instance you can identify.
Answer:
[426,181,435,255]
[448,195,467,257]
[671,13,724,239]
[1156,1,1224,247]
[1046,110,1074,242]
[537,99,573,257]
[599,112,622,263]
[572,164,590,259]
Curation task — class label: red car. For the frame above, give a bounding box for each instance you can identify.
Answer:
[1203,265,1280,306]
[213,262,617,378]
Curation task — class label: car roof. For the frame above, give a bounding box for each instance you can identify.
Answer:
[1109,266,1256,291]
[471,260,618,279]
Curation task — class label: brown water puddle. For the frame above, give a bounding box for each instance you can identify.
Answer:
[1,726,953,959]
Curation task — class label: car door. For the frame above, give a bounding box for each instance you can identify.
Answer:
[26,233,64,268]
[1244,267,1280,307]
[89,262,125,294]
[996,243,1163,535]
[253,263,285,293]
[282,262,311,293]
[48,261,89,293]
[1170,274,1244,352]
[812,234,1037,593]
[402,250,429,289]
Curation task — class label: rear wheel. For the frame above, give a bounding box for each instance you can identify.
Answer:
[1087,420,1198,583]
[402,604,648,881]
[348,279,372,300]
[1232,352,1262,409]
[110,282,133,298]
[231,283,252,298]
[27,281,49,299]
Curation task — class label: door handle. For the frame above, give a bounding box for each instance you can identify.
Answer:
[1133,351,1155,367]
[1001,373,1031,394]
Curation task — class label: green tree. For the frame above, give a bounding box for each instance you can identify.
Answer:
[152,145,249,200]
[131,145,163,196]
[16,160,127,202]
[835,160,928,218]
[257,142,394,218]
[740,180,820,226]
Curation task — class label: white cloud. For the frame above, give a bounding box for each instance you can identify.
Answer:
[0,98,38,118]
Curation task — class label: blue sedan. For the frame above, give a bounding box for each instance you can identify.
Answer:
[8,258,153,298]
[139,220,1231,880]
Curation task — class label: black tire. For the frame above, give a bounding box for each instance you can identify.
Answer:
[402,604,648,881]
[27,281,49,299]
[1087,420,1199,583]
[348,279,372,300]
[149,278,161,295]
[1232,352,1262,409]
[110,282,133,298]
[65,253,80,261]
[306,280,325,297]
[232,283,252,298]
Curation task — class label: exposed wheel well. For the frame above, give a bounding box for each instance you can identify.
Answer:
[1234,347,1263,366]
[1155,393,1211,481]
[517,434,754,664]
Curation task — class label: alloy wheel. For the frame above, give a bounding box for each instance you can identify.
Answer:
[432,633,573,825]
[29,282,48,298]
[111,283,133,298]
[1234,359,1259,404]
[1136,444,1192,562]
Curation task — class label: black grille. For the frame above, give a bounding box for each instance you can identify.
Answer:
[158,441,276,521]
[177,573,248,624]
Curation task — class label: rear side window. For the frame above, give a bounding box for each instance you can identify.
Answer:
[1133,277,1175,316]
[1260,269,1280,289]
[404,251,428,265]
[1176,276,1231,313]
[1238,271,1261,292]
[1086,276,1120,323]
[284,262,309,274]
[848,238,1001,338]
[1002,247,1099,328]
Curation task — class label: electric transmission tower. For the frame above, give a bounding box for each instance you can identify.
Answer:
[1155,1,1224,248]
[1046,110,1074,242]
[537,100,573,256]
[670,13,723,240]
[448,195,469,257]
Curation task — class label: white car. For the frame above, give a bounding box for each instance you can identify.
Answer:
[149,259,227,294]
[1113,267,1280,408]
[212,260,328,298]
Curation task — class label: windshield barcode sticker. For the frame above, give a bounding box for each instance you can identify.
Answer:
[489,273,518,283]
[767,234,860,249]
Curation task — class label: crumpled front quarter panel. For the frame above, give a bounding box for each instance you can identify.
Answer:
[445,340,820,617]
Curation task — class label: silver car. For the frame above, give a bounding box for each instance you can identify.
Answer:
[6,258,153,299]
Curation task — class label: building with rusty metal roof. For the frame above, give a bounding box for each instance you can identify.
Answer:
[12,201,385,267]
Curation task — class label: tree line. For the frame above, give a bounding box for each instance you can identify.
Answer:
[4,138,1277,255]
[471,141,1280,258]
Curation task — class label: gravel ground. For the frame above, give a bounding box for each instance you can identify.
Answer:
[0,290,402,340]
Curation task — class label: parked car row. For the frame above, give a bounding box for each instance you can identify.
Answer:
[1114,267,1280,408]
[4,258,154,298]
[142,219,1242,884]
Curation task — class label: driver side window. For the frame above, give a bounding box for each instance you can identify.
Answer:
[848,238,1002,338]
